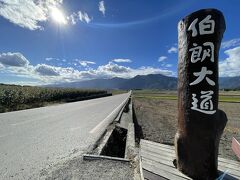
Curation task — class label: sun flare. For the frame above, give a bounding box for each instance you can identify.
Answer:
[51,7,67,25]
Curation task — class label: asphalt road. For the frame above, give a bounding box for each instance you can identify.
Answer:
[0,93,130,180]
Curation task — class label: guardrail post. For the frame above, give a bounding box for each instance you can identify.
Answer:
[175,9,228,179]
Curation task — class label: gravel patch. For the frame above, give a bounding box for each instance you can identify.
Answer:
[42,156,134,180]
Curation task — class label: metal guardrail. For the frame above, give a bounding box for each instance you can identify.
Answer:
[89,91,132,145]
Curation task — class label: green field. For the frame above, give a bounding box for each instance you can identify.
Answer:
[110,90,128,95]
[133,90,240,103]
[0,84,109,113]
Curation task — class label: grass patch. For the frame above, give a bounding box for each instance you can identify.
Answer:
[219,96,240,103]
[134,95,177,100]
[110,90,128,95]
[133,90,240,103]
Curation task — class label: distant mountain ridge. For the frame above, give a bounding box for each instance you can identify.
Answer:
[48,74,240,90]
[219,76,240,89]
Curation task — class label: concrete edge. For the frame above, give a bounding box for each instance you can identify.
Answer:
[83,154,130,162]
[125,123,135,159]
[124,98,144,180]
[96,127,114,155]
[124,99,135,159]
[138,150,145,180]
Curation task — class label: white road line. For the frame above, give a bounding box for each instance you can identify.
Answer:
[70,126,82,131]
[11,119,36,126]
[89,94,130,134]
[0,134,8,138]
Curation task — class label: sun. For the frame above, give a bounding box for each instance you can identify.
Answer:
[51,7,67,25]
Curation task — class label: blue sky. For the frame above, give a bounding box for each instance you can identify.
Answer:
[0,0,240,85]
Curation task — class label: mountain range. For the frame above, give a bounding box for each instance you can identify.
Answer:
[49,74,240,90]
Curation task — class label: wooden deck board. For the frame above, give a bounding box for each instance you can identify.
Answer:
[140,139,240,180]
[142,159,190,180]
[143,169,168,180]
[141,149,175,167]
[141,139,175,150]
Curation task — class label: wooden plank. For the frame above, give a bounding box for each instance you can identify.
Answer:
[218,166,240,178]
[141,144,175,158]
[141,156,240,180]
[141,149,175,167]
[142,157,240,180]
[142,158,191,180]
[143,169,168,180]
[218,168,240,179]
[142,157,191,180]
[217,171,239,180]
[141,149,240,179]
[141,139,175,150]
[141,141,175,154]
[142,167,182,180]
[140,140,174,152]
[218,157,240,166]
[232,137,240,160]
[141,140,240,165]
[140,140,240,179]
[218,161,240,172]
[141,140,240,167]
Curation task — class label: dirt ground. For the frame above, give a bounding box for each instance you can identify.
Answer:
[133,96,240,161]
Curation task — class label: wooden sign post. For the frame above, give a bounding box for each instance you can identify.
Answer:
[175,9,228,179]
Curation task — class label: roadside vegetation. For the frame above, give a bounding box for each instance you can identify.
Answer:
[133,90,240,161]
[0,84,110,113]
[110,90,128,95]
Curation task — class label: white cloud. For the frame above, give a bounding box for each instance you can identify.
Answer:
[112,59,132,63]
[35,64,59,76]
[158,56,167,62]
[219,46,240,77]
[0,0,63,30]
[46,57,53,61]
[78,11,92,23]
[98,62,130,74]
[0,63,4,69]
[221,38,240,49]
[99,1,105,16]
[0,52,29,67]
[68,13,77,25]
[68,11,93,25]
[95,62,173,79]
[168,47,177,53]
[77,60,96,67]
[165,64,172,68]
[45,57,61,61]
[1,52,174,85]
[159,62,173,68]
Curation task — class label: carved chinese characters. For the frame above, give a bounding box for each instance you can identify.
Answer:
[189,42,214,63]
[188,15,216,115]
[191,90,215,114]
[188,15,215,37]
[175,9,227,179]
